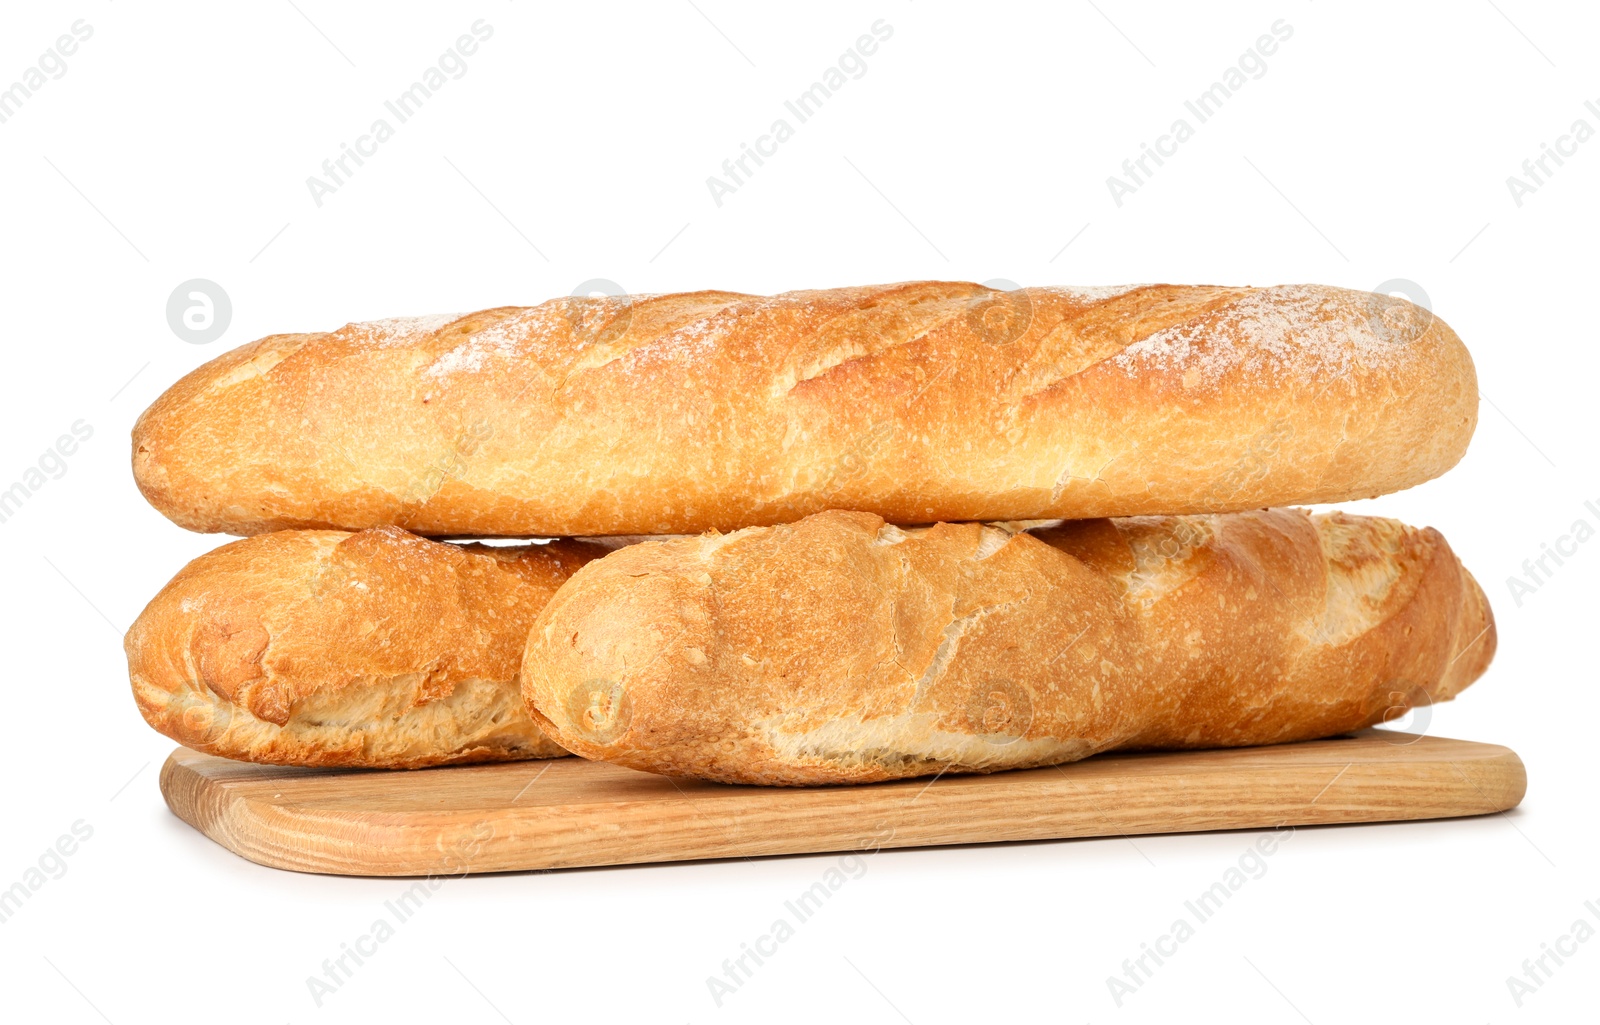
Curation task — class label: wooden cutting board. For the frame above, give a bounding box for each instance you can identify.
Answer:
[160,729,1525,876]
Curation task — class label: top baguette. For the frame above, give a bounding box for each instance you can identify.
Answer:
[133,281,1477,537]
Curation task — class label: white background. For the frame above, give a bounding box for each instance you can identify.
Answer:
[1,2,1596,1022]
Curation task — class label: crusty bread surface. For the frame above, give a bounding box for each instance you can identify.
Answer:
[521,509,1495,785]
[133,282,1476,537]
[126,527,605,768]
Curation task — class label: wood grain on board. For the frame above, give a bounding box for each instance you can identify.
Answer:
[160,729,1525,876]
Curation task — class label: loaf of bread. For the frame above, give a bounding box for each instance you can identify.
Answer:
[132,282,1476,537]
[127,527,605,768]
[521,509,1495,785]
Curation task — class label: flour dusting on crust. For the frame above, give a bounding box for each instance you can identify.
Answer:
[423,309,544,378]
[351,314,464,348]
[1037,284,1151,303]
[1112,285,1428,385]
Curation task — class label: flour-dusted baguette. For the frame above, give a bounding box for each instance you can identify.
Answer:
[521,509,1494,785]
[127,527,606,768]
[132,282,1475,537]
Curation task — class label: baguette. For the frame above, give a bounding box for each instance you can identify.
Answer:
[126,526,605,768]
[132,282,1475,537]
[521,509,1495,785]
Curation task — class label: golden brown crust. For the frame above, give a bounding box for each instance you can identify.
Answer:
[521,509,1495,785]
[126,527,606,768]
[132,283,1476,537]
